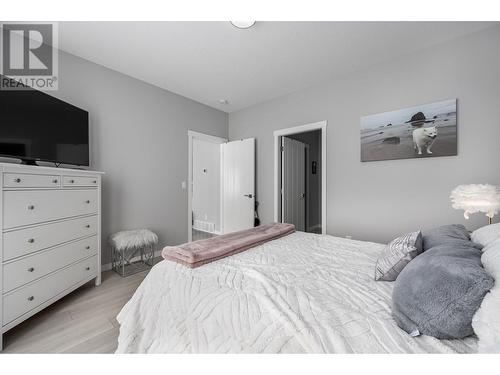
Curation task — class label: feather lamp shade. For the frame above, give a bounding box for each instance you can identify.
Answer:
[450,184,500,223]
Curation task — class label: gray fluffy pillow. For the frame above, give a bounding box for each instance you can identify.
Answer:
[392,242,494,339]
[422,224,472,251]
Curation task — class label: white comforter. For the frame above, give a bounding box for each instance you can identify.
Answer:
[116,232,477,353]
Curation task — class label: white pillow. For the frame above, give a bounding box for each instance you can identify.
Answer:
[471,223,500,248]
[472,238,500,353]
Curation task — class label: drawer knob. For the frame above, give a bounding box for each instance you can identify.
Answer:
[53,179,58,183]
[69,179,75,183]
[14,178,21,183]
[85,224,90,228]
[27,205,35,210]
[85,200,90,204]
[85,267,90,271]
[85,246,90,250]
[27,267,35,272]
[28,238,35,243]
[28,296,34,301]
[93,180,97,184]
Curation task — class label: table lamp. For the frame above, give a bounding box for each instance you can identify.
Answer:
[450,184,500,225]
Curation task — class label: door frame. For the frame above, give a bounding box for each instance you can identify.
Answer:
[273,121,327,234]
[188,130,227,242]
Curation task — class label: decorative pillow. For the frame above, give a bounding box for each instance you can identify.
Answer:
[471,223,500,248]
[375,231,422,281]
[422,224,479,251]
[392,242,493,339]
[472,238,500,353]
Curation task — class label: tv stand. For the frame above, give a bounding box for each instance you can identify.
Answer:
[20,159,38,166]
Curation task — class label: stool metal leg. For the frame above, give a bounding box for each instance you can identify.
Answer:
[144,245,154,266]
[112,244,155,277]
[112,245,128,277]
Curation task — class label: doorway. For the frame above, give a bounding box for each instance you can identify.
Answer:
[274,121,327,234]
[188,131,256,242]
[188,131,226,242]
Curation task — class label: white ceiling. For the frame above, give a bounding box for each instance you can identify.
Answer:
[58,21,495,113]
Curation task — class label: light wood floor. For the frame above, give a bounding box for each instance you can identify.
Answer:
[2,268,148,353]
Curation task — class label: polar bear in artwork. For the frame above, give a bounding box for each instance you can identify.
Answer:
[413,126,438,155]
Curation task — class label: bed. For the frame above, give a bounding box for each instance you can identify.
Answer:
[115,231,478,353]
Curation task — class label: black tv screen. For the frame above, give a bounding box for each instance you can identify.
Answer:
[0,76,89,166]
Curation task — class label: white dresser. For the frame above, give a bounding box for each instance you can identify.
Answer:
[0,163,103,350]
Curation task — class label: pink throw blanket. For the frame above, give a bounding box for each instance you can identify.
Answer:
[162,223,295,268]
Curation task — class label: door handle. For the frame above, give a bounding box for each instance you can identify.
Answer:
[244,194,253,199]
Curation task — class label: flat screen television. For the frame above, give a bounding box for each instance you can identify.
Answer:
[0,75,89,166]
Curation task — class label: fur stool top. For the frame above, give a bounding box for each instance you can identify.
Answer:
[109,229,158,252]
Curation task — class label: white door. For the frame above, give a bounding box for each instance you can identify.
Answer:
[281,136,306,231]
[221,138,255,234]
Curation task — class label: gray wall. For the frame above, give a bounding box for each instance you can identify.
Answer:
[10,51,228,265]
[229,26,500,244]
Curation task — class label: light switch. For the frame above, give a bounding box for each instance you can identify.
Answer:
[181,181,187,190]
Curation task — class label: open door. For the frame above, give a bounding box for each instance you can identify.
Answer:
[221,138,255,234]
[281,136,306,231]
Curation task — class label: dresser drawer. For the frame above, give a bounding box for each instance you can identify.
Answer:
[63,176,99,187]
[3,189,98,229]
[3,255,97,326]
[3,236,98,293]
[3,216,98,261]
[3,173,61,189]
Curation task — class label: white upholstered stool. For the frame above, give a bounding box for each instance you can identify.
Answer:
[110,229,158,276]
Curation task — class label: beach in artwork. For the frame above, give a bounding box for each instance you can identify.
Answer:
[360,99,457,162]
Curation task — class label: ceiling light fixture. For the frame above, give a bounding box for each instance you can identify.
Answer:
[219,99,229,105]
[230,21,256,29]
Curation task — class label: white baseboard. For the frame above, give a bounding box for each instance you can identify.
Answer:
[102,263,112,272]
[193,220,216,233]
[307,224,322,233]
[101,250,163,272]
[192,228,221,235]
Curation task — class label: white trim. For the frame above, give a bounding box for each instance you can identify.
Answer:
[187,130,227,242]
[304,143,310,232]
[187,130,227,144]
[273,121,327,235]
[102,262,112,272]
[220,144,225,234]
[192,228,222,235]
[96,174,102,286]
[307,224,322,233]
[280,136,285,224]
